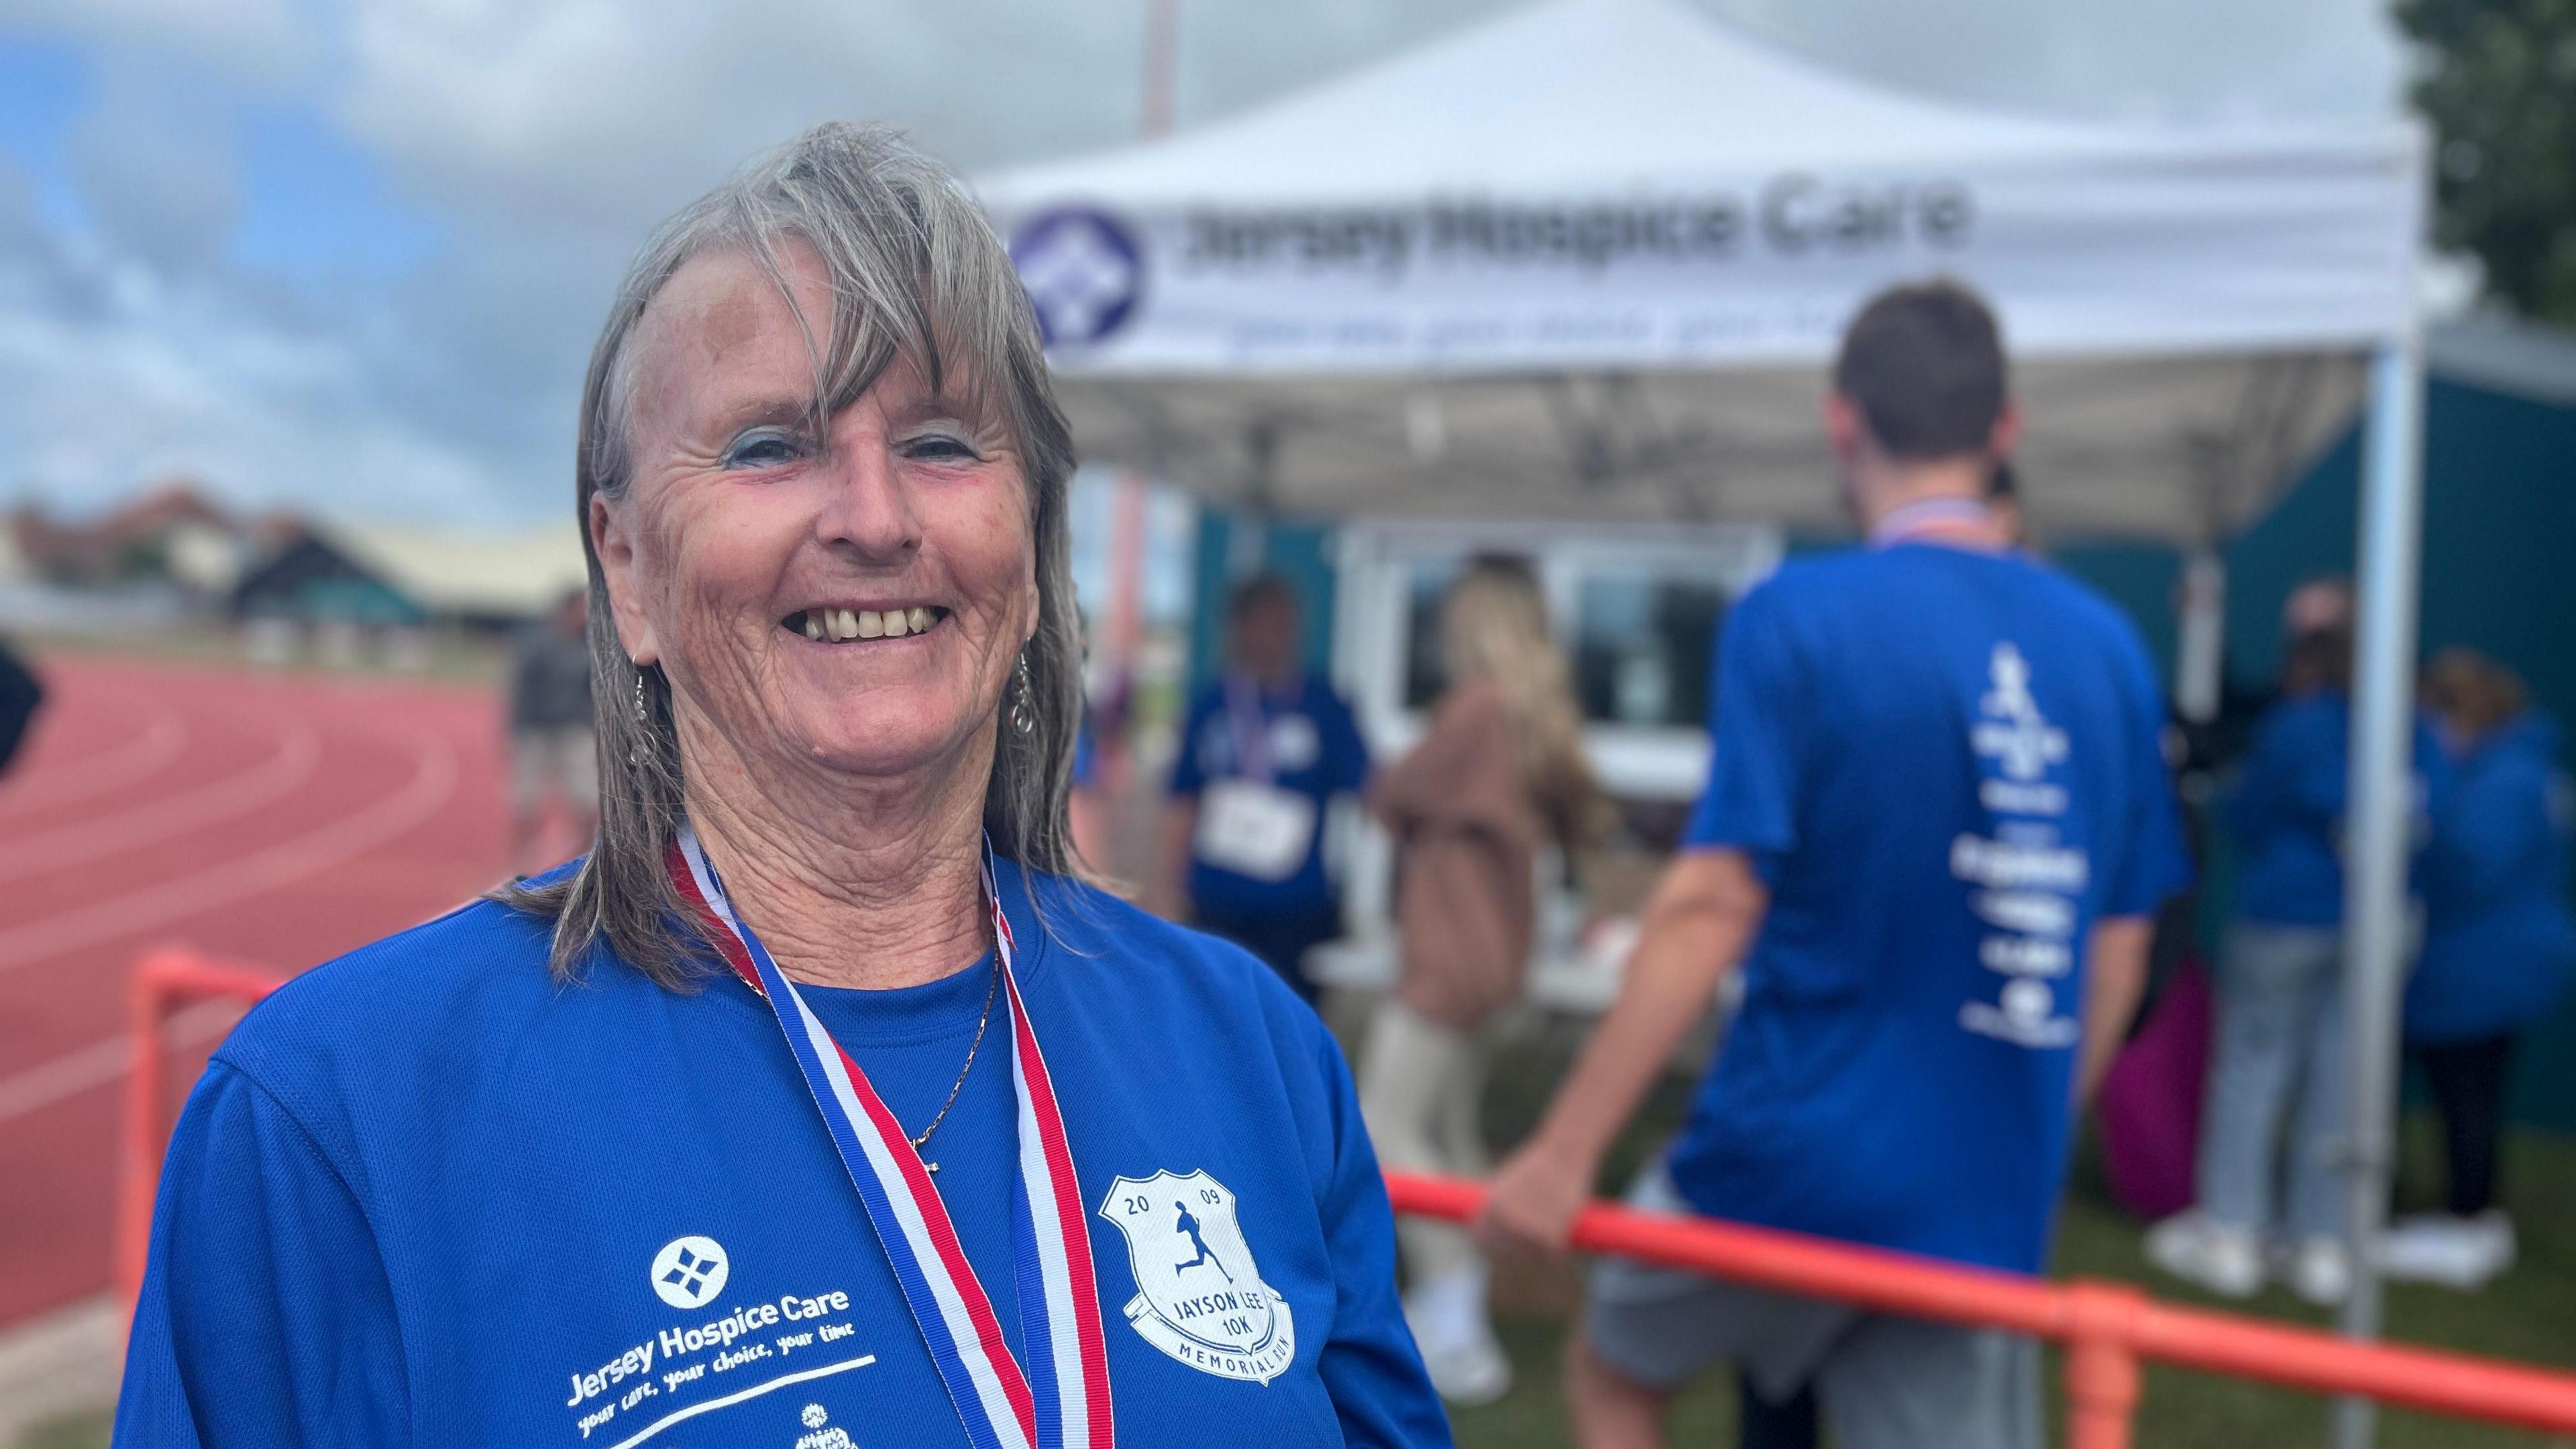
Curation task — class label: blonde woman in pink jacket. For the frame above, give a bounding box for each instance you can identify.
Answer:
[1360,555,1605,1405]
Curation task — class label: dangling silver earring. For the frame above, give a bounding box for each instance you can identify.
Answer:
[629,669,650,766]
[1009,653,1037,737]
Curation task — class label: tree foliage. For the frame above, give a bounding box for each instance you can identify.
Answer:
[2402,0,2576,325]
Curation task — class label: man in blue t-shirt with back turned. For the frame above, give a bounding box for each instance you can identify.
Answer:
[1481,281,2190,1449]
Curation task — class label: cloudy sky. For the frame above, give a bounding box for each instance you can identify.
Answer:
[0,0,2405,525]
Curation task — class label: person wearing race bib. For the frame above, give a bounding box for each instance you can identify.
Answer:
[1158,575,1371,1002]
[1477,281,2192,1449]
[117,123,1447,1449]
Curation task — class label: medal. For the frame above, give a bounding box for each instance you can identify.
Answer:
[669,826,1114,1449]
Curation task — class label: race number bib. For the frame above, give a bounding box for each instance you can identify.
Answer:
[1195,780,1317,882]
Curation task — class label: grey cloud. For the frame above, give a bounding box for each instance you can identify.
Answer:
[0,155,43,253]
[0,0,2405,523]
[0,0,315,86]
[70,56,239,275]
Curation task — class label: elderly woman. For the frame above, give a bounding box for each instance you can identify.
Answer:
[117,125,1446,1449]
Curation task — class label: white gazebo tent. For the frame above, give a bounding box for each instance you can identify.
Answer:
[982,0,2429,1418]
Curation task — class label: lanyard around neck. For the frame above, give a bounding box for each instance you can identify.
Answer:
[1870,497,2004,549]
[1222,675,1275,783]
[667,825,1114,1449]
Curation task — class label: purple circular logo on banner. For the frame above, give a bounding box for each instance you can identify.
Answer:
[1010,207,1144,347]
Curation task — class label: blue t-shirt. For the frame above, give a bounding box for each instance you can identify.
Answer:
[115,861,1446,1448]
[2224,690,2447,928]
[1170,674,1370,918]
[1668,543,2191,1275]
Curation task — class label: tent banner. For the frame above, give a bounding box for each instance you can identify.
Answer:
[994,150,2414,376]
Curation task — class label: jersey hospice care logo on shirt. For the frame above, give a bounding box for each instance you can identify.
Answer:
[1955,641,2087,1051]
[795,1402,852,1449]
[650,1235,731,1310]
[1100,1169,1296,1385]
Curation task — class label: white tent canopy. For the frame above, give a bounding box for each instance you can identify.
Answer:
[986,2,2433,1426]
[981,0,2418,543]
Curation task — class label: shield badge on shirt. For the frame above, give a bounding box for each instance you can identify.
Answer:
[1099,1169,1296,1385]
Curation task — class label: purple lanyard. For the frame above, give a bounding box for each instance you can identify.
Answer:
[1222,675,1273,784]
[1870,498,1999,549]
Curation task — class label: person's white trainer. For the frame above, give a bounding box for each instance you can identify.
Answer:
[2286,1235,2353,1307]
[1403,1267,1513,1407]
[2459,1211,2516,1282]
[2144,1212,2265,1299]
[2377,1212,2516,1289]
[1418,1328,1513,1407]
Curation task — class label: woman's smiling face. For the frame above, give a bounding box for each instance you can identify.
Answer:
[594,239,1036,786]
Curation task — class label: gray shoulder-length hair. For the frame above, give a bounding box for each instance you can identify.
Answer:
[502,121,1085,989]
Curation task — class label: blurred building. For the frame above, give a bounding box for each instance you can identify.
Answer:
[0,478,587,649]
[6,480,259,600]
[230,520,587,633]
[229,529,426,629]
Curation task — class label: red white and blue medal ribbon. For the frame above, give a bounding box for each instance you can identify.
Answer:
[668,824,1113,1449]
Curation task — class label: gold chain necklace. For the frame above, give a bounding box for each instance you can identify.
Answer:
[910,955,1000,1175]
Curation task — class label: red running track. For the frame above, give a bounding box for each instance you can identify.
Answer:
[0,653,511,1328]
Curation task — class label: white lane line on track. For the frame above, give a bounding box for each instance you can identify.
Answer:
[0,703,188,820]
[0,1000,246,1125]
[0,719,321,883]
[0,727,461,977]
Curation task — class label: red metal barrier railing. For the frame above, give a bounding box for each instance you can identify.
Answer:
[117,948,2576,1444]
[114,947,288,1311]
[1387,1174,2576,1447]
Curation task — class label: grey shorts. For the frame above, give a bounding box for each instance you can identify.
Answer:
[1581,1161,2042,1449]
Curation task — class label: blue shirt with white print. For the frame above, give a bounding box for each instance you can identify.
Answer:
[1669,542,2191,1274]
[115,859,1446,1448]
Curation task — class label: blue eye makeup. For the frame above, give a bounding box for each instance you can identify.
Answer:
[900,429,981,463]
[720,427,808,469]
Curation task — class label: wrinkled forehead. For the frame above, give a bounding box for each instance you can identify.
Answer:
[623,236,1006,451]
[625,246,818,435]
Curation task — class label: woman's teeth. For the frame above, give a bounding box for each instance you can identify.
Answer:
[799,607,936,642]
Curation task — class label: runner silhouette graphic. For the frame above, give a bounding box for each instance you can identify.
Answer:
[1175,1202,1232,1281]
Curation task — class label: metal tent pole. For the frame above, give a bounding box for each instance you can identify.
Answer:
[2174,548,2226,725]
[2330,335,2427,1449]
